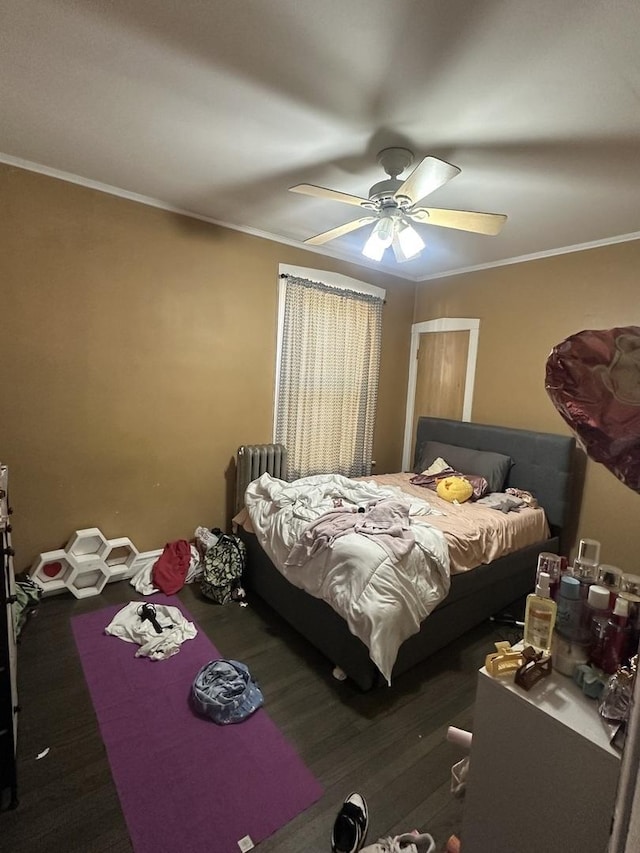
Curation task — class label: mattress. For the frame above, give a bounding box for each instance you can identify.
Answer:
[234,471,550,574]
[367,473,550,573]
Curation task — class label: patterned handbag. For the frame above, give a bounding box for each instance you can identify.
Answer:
[199,529,247,604]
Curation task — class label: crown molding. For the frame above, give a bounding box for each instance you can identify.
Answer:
[2,152,638,285]
[414,231,640,282]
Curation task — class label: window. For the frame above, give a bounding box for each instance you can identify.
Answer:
[275,269,384,480]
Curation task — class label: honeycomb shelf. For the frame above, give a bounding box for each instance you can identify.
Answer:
[30,528,150,598]
[66,555,110,600]
[66,528,109,561]
[103,537,140,582]
[30,550,75,598]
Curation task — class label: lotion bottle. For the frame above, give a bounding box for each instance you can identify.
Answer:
[524,571,557,654]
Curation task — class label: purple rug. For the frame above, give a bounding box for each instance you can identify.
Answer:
[72,595,323,853]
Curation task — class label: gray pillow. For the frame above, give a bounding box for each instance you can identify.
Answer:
[415,440,513,493]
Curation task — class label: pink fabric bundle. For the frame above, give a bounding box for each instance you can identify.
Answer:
[545,326,640,492]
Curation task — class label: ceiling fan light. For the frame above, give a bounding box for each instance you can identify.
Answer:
[396,222,425,259]
[362,230,387,261]
[373,215,395,247]
[362,216,395,260]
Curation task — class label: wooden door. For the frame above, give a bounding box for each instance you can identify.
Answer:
[411,329,470,464]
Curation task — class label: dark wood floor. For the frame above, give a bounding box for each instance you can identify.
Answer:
[1,581,524,852]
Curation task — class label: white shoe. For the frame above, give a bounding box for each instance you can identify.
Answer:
[360,831,436,853]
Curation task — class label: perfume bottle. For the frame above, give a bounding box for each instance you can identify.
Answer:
[572,538,601,596]
[524,571,558,654]
[596,564,623,610]
[535,552,563,600]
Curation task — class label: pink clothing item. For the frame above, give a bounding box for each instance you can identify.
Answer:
[152,539,192,595]
[286,499,415,567]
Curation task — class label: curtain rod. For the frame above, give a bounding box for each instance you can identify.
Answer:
[279,273,386,304]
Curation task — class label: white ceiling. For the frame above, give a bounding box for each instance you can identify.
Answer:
[2,0,640,281]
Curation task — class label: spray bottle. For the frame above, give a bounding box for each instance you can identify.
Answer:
[524,571,557,654]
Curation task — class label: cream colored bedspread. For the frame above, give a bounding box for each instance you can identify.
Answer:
[367,473,549,573]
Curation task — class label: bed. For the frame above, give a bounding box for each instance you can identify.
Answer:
[235,417,576,690]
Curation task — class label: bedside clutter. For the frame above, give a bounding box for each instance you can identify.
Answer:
[461,538,636,853]
[533,541,639,685]
[486,544,638,742]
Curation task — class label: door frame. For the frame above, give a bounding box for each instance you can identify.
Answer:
[402,318,480,470]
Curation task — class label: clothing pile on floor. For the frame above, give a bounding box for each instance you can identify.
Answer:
[105,601,197,661]
[103,598,264,724]
[130,527,214,596]
[129,526,246,604]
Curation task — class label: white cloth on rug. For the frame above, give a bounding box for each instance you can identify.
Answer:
[105,602,197,661]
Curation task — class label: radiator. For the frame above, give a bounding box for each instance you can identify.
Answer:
[235,444,288,513]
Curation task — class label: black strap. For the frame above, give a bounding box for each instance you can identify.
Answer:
[137,603,173,634]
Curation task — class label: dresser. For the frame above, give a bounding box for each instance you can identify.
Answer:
[0,464,18,810]
[461,663,620,852]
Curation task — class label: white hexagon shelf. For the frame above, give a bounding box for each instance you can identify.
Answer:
[66,527,110,561]
[30,550,75,597]
[103,537,140,582]
[31,528,149,597]
[66,555,110,600]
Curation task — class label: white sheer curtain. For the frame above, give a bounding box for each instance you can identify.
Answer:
[275,274,383,480]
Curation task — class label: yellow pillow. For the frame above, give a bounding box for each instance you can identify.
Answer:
[436,476,473,504]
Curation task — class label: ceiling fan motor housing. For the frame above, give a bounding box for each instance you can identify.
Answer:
[370,148,415,208]
[368,178,405,206]
[377,147,414,177]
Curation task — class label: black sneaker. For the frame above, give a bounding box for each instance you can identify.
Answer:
[331,792,369,853]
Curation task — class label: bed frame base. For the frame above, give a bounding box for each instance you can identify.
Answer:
[240,529,558,690]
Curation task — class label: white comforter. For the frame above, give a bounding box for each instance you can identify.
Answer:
[244,473,451,683]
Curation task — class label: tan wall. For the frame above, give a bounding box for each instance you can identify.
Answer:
[414,241,640,571]
[0,164,415,568]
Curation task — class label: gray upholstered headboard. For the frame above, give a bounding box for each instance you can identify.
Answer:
[414,417,575,535]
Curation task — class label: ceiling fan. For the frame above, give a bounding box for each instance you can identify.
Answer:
[289,147,507,263]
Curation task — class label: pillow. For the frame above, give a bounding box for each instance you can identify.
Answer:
[415,440,513,493]
[421,456,450,476]
[411,468,490,499]
[436,476,474,503]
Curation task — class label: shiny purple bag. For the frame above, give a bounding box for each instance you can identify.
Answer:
[545,326,640,492]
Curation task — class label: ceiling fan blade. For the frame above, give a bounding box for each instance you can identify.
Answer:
[304,216,377,246]
[289,183,374,208]
[410,207,507,235]
[394,157,461,206]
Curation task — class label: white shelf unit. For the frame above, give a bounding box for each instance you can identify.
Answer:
[30,550,75,597]
[29,530,157,598]
[103,537,140,582]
